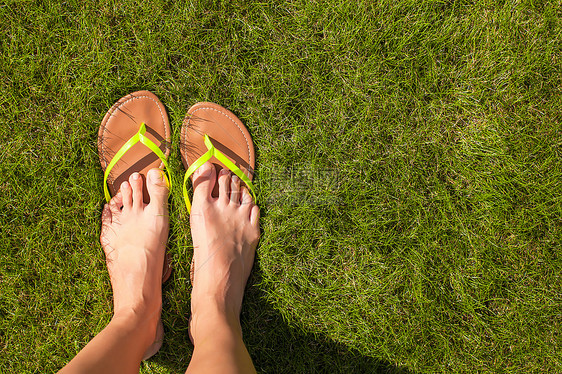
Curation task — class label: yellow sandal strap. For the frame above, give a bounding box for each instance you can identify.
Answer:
[103,122,171,202]
[183,134,256,214]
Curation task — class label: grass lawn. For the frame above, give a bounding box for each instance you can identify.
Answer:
[1,0,561,372]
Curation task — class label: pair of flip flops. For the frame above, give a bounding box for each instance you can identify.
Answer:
[97,90,256,283]
[97,91,257,359]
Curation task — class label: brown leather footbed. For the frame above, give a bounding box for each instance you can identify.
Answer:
[98,90,172,282]
[98,90,171,204]
[181,102,255,197]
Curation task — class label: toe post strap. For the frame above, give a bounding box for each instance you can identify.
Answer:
[103,123,172,202]
[183,134,256,214]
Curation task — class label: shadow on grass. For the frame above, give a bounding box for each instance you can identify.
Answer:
[153,260,414,374]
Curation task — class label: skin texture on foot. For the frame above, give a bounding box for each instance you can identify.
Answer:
[187,162,259,374]
[59,169,169,374]
[100,170,169,320]
[60,163,258,374]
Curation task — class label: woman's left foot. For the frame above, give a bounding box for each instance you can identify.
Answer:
[100,169,170,355]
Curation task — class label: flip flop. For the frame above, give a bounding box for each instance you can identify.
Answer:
[180,101,257,212]
[97,90,173,283]
[180,102,257,283]
[98,90,173,361]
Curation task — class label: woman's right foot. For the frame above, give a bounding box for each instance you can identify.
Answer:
[188,162,260,344]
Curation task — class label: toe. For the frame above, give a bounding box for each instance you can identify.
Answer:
[192,162,216,203]
[250,204,260,227]
[146,169,169,213]
[241,187,253,207]
[109,192,124,216]
[100,204,114,249]
[218,169,231,203]
[101,203,112,226]
[129,172,143,210]
[230,175,240,204]
[121,181,133,210]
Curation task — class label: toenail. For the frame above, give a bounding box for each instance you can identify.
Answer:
[148,169,162,182]
[232,175,239,183]
[198,166,212,177]
[220,169,228,176]
[121,181,129,190]
[132,173,140,180]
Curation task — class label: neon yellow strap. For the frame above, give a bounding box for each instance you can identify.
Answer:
[183,134,256,213]
[103,122,171,202]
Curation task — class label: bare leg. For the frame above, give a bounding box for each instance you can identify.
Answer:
[59,169,169,374]
[186,162,260,374]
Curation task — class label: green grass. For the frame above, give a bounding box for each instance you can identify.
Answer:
[1,0,561,372]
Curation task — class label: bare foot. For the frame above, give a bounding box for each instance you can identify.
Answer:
[188,162,260,343]
[100,169,169,356]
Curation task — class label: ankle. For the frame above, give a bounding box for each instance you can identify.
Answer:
[113,305,161,333]
[190,298,242,343]
[112,275,163,322]
[109,309,160,349]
